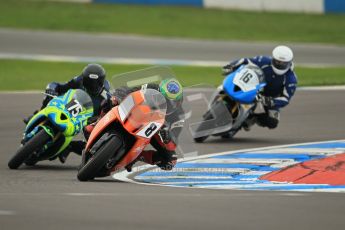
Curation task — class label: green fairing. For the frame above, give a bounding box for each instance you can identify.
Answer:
[25,89,94,157]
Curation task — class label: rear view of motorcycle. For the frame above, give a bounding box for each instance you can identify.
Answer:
[8,89,93,169]
[192,64,266,142]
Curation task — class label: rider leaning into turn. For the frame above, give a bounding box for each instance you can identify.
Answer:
[222,45,298,130]
[109,79,185,172]
[24,63,112,163]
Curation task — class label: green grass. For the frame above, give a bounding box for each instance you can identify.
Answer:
[0,0,345,44]
[0,59,345,91]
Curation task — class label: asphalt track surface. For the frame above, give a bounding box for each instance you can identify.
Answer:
[1,28,345,66]
[1,90,345,230]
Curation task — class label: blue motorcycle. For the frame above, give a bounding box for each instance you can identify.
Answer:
[193,64,266,142]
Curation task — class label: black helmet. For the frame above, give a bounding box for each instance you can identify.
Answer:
[81,63,106,96]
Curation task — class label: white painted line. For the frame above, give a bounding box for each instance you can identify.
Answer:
[298,86,345,91]
[1,52,344,68]
[0,90,41,94]
[0,210,16,216]
[249,148,345,154]
[112,139,345,193]
[136,176,234,180]
[0,52,225,67]
[192,158,296,165]
[175,139,345,163]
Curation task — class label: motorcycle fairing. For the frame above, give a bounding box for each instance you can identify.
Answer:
[223,65,266,104]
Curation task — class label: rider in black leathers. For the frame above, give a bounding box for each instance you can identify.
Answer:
[24,63,112,163]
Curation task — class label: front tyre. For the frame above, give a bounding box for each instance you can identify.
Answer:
[77,135,123,182]
[8,129,51,169]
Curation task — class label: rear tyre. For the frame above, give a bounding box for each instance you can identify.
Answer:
[8,129,51,169]
[77,135,123,182]
[194,136,209,143]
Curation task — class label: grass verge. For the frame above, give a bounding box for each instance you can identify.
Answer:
[0,0,344,45]
[0,59,345,91]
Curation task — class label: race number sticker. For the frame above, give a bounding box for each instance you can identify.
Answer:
[136,122,163,139]
[66,99,83,117]
[233,69,260,92]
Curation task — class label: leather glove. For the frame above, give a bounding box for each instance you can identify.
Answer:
[222,64,236,76]
[87,116,98,125]
[222,59,244,76]
[45,88,58,97]
[159,126,172,144]
[110,96,119,106]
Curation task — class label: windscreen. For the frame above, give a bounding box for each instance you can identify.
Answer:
[118,88,167,124]
[111,66,176,115]
[111,67,233,160]
[65,89,93,117]
[142,88,167,115]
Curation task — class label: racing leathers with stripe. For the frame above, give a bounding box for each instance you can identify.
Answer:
[112,84,184,171]
[224,56,298,129]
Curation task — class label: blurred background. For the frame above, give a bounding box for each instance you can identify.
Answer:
[1,2,345,230]
[0,0,344,90]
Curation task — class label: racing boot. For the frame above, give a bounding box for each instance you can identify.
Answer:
[138,150,177,171]
[138,150,155,165]
[58,140,85,163]
[242,115,257,131]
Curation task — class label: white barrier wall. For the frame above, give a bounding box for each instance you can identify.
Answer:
[70,0,344,14]
[204,0,324,13]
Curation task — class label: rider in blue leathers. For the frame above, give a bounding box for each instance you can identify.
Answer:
[222,46,298,129]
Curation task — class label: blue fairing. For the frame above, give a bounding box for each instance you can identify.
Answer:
[223,66,265,104]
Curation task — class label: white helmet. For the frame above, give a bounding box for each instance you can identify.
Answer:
[272,45,293,75]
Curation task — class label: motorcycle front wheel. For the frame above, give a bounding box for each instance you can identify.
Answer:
[8,129,51,169]
[77,134,123,182]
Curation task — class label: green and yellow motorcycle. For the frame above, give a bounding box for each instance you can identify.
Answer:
[8,89,94,169]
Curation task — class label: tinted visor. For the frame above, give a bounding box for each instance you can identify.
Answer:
[272,59,291,70]
[83,77,103,96]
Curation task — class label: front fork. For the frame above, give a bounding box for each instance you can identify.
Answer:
[22,120,56,154]
[216,95,256,130]
[214,94,239,118]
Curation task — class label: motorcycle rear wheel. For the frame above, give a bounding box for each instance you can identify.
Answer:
[8,129,51,169]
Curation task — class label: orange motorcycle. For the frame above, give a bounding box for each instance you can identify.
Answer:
[77,88,167,181]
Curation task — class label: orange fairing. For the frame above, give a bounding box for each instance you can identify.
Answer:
[85,107,119,150]
[119,91,165,137]
[85,89,167,173]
